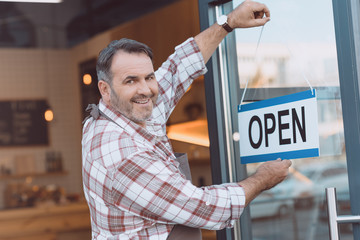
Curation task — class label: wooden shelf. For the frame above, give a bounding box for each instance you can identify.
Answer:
[0,171,68,180]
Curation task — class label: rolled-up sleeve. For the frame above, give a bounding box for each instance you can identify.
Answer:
[111,151,246,230]
[223,183,246,228]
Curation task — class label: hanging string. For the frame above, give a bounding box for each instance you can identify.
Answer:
[284,44,314,94]
[238,24,316,110]
[239,25,264,108]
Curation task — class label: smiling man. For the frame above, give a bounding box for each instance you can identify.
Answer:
[82,1,291,239]
[97,41,158,127]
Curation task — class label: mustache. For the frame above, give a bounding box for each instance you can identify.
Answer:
[130,94,155,101]
[109,86,155,101]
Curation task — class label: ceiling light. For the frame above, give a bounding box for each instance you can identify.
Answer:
[0,0,62,3]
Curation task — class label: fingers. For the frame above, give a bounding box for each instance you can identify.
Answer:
[230,0,271,28]
[253,3,270,19]
[252,3,271,26]
[283,159,292,167]
[252,17,271,27]
[275,159,293,170]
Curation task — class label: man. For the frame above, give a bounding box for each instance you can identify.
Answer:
[82,0,292,239]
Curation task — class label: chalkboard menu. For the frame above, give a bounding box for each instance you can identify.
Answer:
[0,100,49,146]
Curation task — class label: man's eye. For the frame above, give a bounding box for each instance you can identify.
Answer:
[126,80,134,84]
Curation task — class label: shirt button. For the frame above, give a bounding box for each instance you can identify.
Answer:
[206,201,210,206]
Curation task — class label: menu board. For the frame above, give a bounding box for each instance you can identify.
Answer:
[0,100,49,146]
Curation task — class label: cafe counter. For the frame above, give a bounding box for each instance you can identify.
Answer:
[0,202,91,240]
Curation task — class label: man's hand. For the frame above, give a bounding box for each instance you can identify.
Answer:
[228,0,270,29]
[253,159,292,190]
[239,159,291,206]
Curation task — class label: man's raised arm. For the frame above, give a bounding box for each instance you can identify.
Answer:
[194,0,270,63]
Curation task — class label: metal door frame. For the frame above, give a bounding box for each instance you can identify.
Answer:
[198,0,360,239]
[332,0,360,238]
[198,1,243,240]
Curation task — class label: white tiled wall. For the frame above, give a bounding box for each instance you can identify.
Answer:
[0,32,111,208]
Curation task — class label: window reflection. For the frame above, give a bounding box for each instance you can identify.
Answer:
[234,0,338,88]
[233,0,351,239]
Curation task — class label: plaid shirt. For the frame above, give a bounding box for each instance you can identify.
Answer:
[82,38,246,240]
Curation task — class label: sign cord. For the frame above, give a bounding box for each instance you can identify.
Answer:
[239,25,264,109]
[284,44,314,94]
[238,25,315,110]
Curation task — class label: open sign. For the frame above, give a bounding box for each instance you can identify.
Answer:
[238,90,319,164]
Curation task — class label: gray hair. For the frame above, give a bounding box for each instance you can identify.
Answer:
[96,38,153,84]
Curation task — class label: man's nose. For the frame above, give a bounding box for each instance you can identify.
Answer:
[137,79,152,95]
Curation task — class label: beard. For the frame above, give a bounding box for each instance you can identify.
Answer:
[109,86,157,125]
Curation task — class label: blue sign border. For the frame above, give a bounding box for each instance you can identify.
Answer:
[238,89,316,112]
[241,148,319,164]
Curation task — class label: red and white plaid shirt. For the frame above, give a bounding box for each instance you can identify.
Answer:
[82,38,245,240]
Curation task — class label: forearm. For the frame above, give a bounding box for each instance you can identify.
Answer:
[238,173,266,207]
[194,23,228,64]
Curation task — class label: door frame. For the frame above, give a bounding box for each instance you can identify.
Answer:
[198,0,360,239]
[332,0,360,238]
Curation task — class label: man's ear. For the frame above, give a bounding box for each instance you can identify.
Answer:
[98,80,111,104]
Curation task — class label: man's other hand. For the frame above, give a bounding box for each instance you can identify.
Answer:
[255,159,292,191]
[239,158,292,206]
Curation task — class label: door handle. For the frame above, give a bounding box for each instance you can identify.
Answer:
[326,187,360,239]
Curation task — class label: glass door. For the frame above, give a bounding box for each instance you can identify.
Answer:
[199,0,360,239]
[231,0,347,239]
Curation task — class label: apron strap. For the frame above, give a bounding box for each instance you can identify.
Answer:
[82,103,100,124]
[174,153,192,181]
[167,153,202,240]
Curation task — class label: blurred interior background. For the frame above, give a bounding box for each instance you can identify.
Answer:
[0,0,214,239]
[0,0,358,240]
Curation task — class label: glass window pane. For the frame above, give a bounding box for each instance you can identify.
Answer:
[234,0,338,88]
[231,0,351,239]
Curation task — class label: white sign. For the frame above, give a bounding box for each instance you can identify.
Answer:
[238,90,319,164]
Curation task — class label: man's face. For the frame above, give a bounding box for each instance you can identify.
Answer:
[106,51,158,127]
